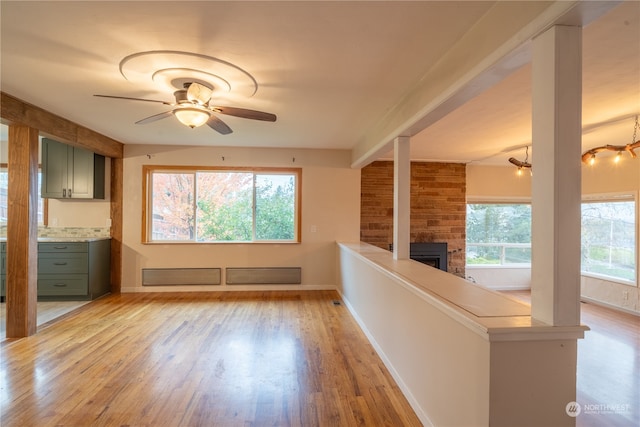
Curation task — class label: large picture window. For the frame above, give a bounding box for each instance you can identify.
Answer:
[143,166,301,243]
[581,195,636,284]
[466,195,637,285]
[466,203,532,265]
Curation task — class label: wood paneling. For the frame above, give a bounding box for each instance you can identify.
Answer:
[6,125,39,337]
[361,161,467,276]
[1,92,123,159]
[0,291,422,426]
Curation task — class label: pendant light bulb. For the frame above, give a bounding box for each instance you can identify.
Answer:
[614,151,622,164]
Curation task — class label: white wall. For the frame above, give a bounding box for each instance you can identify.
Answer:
[467,161,640,314]
[46,159,112,228]
[121,144,361,292]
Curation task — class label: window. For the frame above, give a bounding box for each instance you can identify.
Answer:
[143,166,301,243]
[0,166,46,225]
[581,195,636,284]
[466,203,532,265]
[466,195,637,285]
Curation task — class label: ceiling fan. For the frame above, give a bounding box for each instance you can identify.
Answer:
[94,82,276,134]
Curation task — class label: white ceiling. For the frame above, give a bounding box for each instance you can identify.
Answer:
[1,1,639,167]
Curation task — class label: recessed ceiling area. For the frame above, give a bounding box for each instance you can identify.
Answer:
[1,1,638,167]
[397,0,640,166]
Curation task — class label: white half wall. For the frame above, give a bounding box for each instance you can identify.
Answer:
[466,266,531,290]
[337,242,586,427]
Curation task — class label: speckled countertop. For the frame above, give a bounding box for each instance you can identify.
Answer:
[0,237,110,242]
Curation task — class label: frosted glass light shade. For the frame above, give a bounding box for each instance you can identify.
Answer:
[173,108,210,128]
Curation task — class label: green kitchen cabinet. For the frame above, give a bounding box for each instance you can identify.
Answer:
[37,239,111,300]
[41,138,105,199]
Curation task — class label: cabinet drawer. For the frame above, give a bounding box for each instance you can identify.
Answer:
[38,253,88,274]
[39,242,88,253]
[38,275,88,296]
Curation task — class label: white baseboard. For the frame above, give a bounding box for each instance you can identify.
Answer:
[580,295,640,317]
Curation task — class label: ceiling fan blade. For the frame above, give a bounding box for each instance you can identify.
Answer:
[135,110,174,125]
[186,82,213,105]
[94,94,173,106]
[206,114,233,135]
[214,106,277,122]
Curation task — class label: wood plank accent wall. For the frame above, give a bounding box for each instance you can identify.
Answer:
[360,161,467,276]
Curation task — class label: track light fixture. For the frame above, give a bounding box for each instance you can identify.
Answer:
[508,116,640,172]
[581,115,639,165]
[508,146,532,176]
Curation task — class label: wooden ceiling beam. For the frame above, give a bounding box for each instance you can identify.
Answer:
[1,91,124,159]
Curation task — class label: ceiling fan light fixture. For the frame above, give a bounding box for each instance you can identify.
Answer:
[186,82,214,106]
[173,107,210,128]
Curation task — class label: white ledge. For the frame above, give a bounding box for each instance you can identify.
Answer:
[338,241,589,341]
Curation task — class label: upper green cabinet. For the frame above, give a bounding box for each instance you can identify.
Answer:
[41,138,105,199]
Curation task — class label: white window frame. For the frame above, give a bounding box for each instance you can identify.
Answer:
[580,192,637,286]
[465,193,638,286]
[465,199,532,268]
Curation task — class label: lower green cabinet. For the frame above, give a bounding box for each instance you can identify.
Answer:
[37,239,111,300]
[0,239,110,301]
[38,275,89,297]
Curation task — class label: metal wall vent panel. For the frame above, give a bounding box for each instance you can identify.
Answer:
[226,267,302,285]
[142,268,221,286]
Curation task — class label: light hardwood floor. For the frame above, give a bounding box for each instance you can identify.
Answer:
[0,291,422,427]
[503,291,639,427]
[0,300,90,339]
[2,291,637,427]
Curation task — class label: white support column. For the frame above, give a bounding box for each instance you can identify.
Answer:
[531,25,582,326]
[393,136,411,260]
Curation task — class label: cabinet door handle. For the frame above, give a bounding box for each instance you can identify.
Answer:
[53,262,68,266]
[63,188,66,198]
[53,246,68,249]
[68,188,72,197]
[53,283,67,287]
